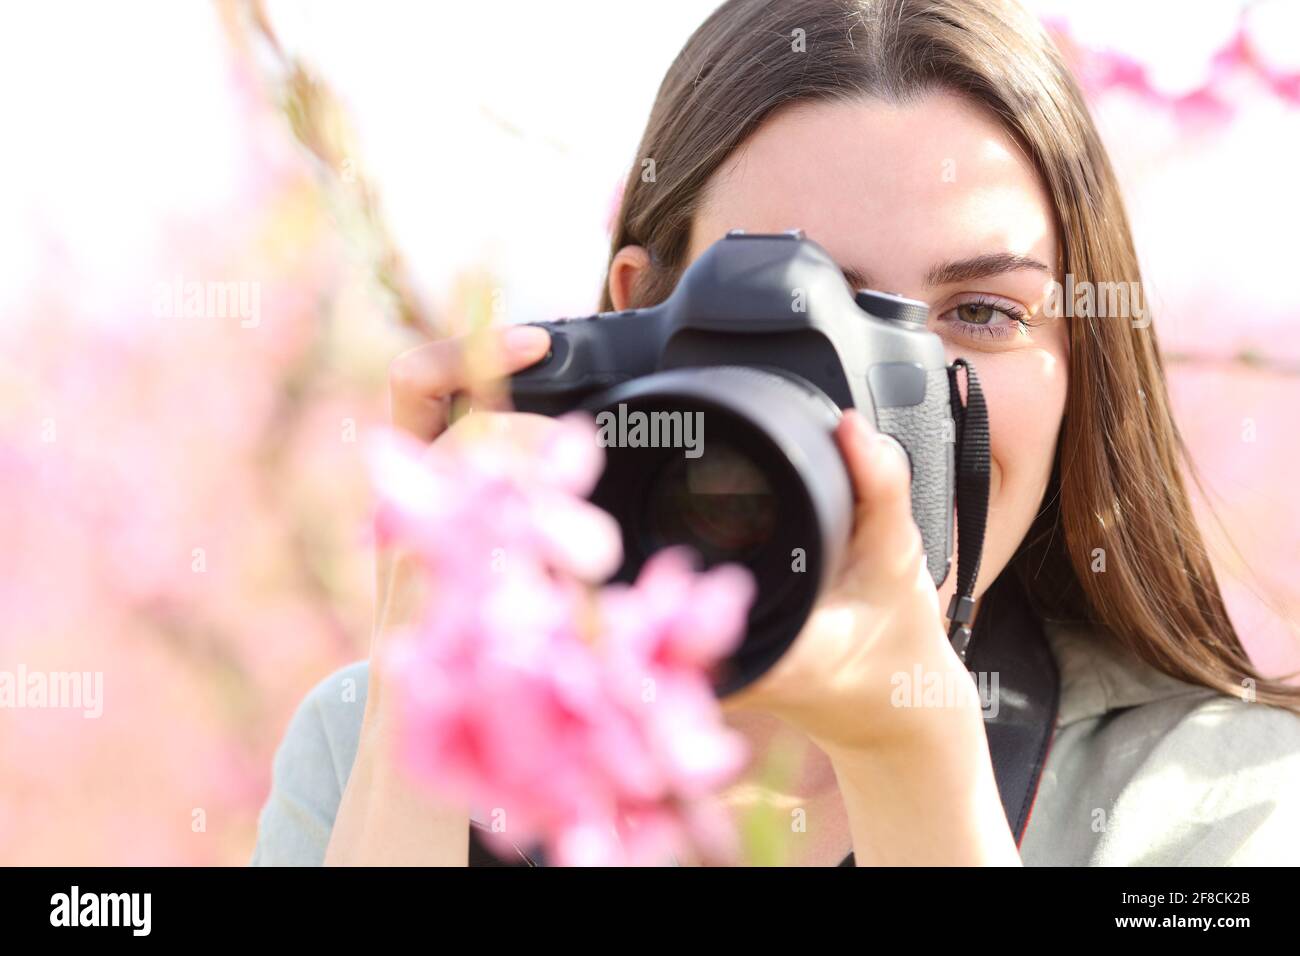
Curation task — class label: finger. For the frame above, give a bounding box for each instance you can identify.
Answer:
[388,325,551,439]
[442,408,565,455]
[835,410,924,592]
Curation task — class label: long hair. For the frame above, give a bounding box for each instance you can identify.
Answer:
[599,0,1300,710]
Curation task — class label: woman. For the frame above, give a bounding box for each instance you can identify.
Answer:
[252,0,1300,866]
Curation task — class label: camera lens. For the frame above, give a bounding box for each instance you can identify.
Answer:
[583,366,852,696]
[644,443,778,562]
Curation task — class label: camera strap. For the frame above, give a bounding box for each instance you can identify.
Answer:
[944,358,990,663]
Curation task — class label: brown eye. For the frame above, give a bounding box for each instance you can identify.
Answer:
[937,297,1031,343]
[957,303,998,325]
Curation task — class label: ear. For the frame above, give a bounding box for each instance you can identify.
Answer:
[607,245,652,311]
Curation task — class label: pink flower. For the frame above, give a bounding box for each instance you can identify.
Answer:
[366,416,755,865]
[367,414,621,584]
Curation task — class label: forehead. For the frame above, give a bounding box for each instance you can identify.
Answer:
[689,93,1058,278]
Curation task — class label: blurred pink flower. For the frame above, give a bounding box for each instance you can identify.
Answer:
[366,416,754,865]
[1045,1,1300,116]
[368,414,620,584]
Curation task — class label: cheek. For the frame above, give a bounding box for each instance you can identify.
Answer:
[939,343,1067,604]
[979,348,1068,513]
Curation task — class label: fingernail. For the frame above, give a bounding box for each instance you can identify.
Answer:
[503,325,549,355]
[874,433,911,472]
[845,409,874,438]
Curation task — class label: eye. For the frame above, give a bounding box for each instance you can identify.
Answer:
[936,296,1031,341]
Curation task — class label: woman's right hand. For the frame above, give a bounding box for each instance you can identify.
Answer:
[323,324,552,866]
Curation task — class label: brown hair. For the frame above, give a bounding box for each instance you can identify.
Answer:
[600,0,1300,709]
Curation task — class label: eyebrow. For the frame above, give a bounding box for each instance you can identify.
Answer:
[840,253,1054,292]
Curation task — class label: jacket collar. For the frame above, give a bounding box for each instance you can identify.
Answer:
[1041,618,1213,727]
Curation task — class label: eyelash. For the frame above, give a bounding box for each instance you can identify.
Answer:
[936,296,1032,341]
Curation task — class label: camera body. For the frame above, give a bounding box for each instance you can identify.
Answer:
[511,229,955,692]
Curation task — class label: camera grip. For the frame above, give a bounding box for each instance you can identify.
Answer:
[872,366,955,588]
[509,310,664,416]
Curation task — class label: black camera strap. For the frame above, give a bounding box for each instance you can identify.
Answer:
[944,358,990,663]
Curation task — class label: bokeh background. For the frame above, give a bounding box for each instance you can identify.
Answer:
[1,0,1297,864]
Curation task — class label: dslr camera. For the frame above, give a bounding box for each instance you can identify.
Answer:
[511,229,975,693]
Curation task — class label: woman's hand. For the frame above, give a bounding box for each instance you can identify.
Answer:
[364,323,552,716]
[323,325,552,866]
[721,410,1021,865]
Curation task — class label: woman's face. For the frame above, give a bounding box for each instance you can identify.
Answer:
[608,92,1069,614]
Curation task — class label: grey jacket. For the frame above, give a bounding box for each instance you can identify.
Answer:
[250,618,1300,865]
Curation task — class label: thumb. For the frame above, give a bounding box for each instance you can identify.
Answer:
[834,410,925,595]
